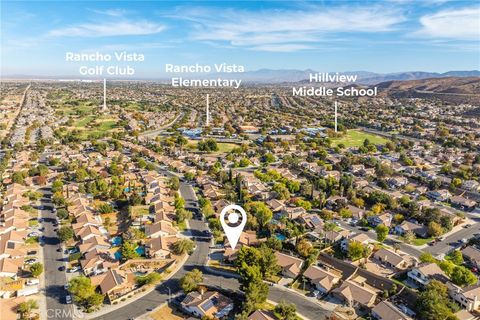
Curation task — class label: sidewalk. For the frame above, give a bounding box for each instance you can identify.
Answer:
[81,253,189,320]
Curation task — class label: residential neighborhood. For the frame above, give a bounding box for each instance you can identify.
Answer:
[1,1,480,319]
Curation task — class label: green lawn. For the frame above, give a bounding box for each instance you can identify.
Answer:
[74,115,96,127]
[96,120,118,131]
[332,129,390,147]
[400,236,433,246]
[187,140,238,153]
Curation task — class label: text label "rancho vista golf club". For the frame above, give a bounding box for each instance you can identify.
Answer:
[65,51,145,76]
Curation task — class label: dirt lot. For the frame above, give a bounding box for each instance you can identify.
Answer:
[149,305,185,320]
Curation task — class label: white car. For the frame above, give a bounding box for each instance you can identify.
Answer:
[65,295,72,304]
[68,266,81,273]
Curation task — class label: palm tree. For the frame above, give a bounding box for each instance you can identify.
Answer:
[17,300,38,319]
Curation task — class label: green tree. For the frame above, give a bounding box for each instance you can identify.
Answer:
[246,202,272,229]
[75,168,88,181]
[180,269,203,293]
[419,252,436,263]
[51,179,64,193]
[451,266,477,286]
[56,208,69,220]
[348,241,366,261]
[375,224,389,243]
[30,262,44,277]
[121,240,139,261]
[17,299,38,319]
[98,203,113,214]
[416,280,459,320]
[57,226,74,242]
[274,301,297,320]
[243,279,269,314]
[448,250,464,265]
[296,239,313,258]
[68,276,103,309]
[428,221,443,237]
[403,230,416,244]
[169,176,180,190]
[172,239,195,255]
[272,183,290,200]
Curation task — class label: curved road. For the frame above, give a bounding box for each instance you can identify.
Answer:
[92,182,331,320]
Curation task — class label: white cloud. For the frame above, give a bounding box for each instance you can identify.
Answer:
[250,44,315,52]
[172,5,405,51]
[90,8,128,17]
[414,7,480,40]
[48,20,165,37]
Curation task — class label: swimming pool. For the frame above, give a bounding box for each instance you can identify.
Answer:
[135,246,145,256]
[114,250,122,260]
[275,233,286,241]
[111,236,122,246]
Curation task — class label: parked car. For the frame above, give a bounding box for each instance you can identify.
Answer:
[68,266,81,273]
[58,266,66,271]
[26,279,40,286]
[65,295,72,304]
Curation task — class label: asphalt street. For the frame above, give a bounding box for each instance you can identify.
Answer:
[39,187,73,320]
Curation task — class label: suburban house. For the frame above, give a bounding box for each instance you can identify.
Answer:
[427,189,452,202]
[461,246,480,269]
[447,282,480,312]
[371,301,413,320]
[387,176,408,189]
[463,180,480,192]
[324,230,350,244]
[373,248,410,270]
[144,221,177,238]
[394,221,428,238]
[248,310,276,320]
[367,213,392,227]
[451,196,477,211]
[341,233,372,252]
[303,265,341,293]
[145,235,179,259]
[181,290,234,319]
[332,279,378,308]
[407,262,448,287]
[90,269,135,301]
[274,252,304,279]
[280,206,306,220]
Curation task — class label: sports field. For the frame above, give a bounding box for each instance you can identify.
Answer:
[331,129,390,147]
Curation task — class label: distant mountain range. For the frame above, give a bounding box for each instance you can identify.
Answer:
[234,69,480,84]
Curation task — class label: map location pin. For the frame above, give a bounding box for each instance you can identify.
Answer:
[220,204,247,249]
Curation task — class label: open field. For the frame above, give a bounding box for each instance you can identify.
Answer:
[331,129,390,147]
[187,140,238,153]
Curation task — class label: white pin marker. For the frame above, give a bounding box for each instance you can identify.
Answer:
[220,204,247,249]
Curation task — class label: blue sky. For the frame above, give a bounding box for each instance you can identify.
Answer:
[1,0,479,77]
